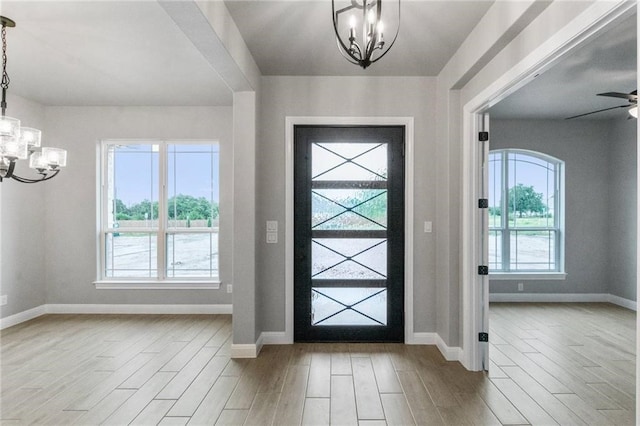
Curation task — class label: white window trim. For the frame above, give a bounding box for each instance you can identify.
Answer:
[490,272,567,281]
[93,280,220,290]
[489,149,565,275]
[96,139,221,287]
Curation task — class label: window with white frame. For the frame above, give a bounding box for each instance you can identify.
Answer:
[100,141,220,281]
[489,149,564,273]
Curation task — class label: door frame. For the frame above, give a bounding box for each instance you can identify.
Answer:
[285,116,414,344]
[460,1,637,371]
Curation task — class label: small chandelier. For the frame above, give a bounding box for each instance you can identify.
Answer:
[332,0,400,69]
[0,16,67,183]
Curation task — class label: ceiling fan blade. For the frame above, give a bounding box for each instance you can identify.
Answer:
[597,91,638,102]
[565,104,629,120]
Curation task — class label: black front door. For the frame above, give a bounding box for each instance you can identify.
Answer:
[294,126,405,342]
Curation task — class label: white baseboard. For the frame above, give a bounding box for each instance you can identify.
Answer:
[407,332,437,345]
[46,304,232,315]
[489,293,606,303]
[407,332,462,362]
[489,292,637,311]
[230,342,261,358]
[261,331,290,345]
[0,305,47,330]
[0,303,232,330]
[606,294,637,311]
[435,334,463,362]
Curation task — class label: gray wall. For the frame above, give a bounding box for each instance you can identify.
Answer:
[489,118,636,300]
[258,76,438,333]
[0,95,48,317]
[607,118,637,301]
[0,104,235,315]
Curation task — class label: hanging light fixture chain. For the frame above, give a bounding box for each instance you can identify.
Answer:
[1,22,8,116]
[1,24,8,90]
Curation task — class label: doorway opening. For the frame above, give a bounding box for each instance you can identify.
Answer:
[461,2,637,372]
[465,5,637,375]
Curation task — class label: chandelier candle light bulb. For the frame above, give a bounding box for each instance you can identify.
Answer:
[349,15,356,41]
[0,15,67,183]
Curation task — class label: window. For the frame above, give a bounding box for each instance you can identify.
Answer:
[99,141,220,283]
[489,149,564,274]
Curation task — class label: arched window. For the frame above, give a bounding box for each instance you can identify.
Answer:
[489,149,564,273]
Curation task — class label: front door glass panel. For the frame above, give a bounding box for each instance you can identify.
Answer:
[294,126,404,342]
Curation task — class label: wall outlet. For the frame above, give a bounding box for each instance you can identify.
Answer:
[0,295,7,306]
[518,282,524,292]
[227,284,233,294]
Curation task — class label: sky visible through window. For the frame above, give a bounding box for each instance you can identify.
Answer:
[489,152,556,214]
[113,144,219,208]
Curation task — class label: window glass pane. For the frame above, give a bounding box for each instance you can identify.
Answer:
[312,238,387,279]
[105,232,157,277]
[167,144,219,230]
[507,152,556,228]
[102,141,220,281]
[509,230,556,271]
[312,288,387,326]
[489,149,562,273]
[312,189,387,230]
[166,232,218,278]
[488,152,503,228]
[106,144,159,229]
[312,143,387,181]
[489,230,502,271]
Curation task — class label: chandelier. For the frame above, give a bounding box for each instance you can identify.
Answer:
[0,16,67,183]
[332,0,400,69]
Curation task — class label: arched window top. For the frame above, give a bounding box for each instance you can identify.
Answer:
[489,149,564,274]
[491,148,563,169]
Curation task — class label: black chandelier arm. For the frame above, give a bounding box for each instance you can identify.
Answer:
[332,5,361,64]
[333,2,360,16]
[349,40,364,60]
[367,2,400,66]
[10,169,60,183]
[335,38,363,66]
[336,38,364,65]
[362,1,383,60]
[5,159,16,178]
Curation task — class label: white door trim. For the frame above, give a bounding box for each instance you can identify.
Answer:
[460,1,636,371]
[284,116,415,343]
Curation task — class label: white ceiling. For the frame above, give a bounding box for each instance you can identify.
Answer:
[0,0,636,118]
[1,1,233,106]
[490,10,637,120]
[224,0,493,76]
[0,0,493,107]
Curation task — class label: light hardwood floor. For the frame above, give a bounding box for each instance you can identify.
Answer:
[0,303,635,425]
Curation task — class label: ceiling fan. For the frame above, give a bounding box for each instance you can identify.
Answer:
[566,90,638,119]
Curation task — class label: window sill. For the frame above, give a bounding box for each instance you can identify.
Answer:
[489,273,567,281]
[94,280,221,290]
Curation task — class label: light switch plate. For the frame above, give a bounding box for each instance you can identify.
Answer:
[424,221,432,233]
[266,220,278,232]
[266,232,278,244]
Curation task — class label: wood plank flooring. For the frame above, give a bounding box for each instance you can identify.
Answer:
[0,303,635,425]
